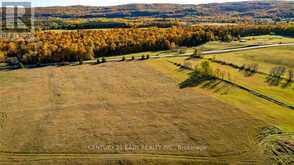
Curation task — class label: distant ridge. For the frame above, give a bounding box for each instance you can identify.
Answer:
[27,1,294,18]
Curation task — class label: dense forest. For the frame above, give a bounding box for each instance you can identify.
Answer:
[1,23,294,65]
[37,18,180,30]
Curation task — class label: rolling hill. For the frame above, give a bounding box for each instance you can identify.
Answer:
[32,1,294,19]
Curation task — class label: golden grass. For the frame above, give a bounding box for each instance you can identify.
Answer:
[0,62,268,164]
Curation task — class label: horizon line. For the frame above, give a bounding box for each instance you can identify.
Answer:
[31,0,252,7]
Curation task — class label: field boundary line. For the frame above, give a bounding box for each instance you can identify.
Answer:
[170,61,294,110]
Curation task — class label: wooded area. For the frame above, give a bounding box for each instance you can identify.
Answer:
[1,23,294,65]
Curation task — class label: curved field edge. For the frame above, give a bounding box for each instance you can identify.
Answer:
[147,59,294,132]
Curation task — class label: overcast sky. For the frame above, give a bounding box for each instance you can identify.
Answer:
[2,0,252,7]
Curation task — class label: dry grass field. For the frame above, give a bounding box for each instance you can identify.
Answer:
[148,58,294,164]
[0,61,273,164]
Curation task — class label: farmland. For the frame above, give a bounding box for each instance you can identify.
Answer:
[198,35,294,51]
[0,60,279,164]
[1,0,294,164]
[5,1,294,165]
[0,14,294,165]
[0,39,294,164]
[204,46,294,73]
[148,56,294,131]
[164,47,294,106]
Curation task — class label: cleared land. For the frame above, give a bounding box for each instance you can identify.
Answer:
[1,35,293,164]
[203,46,294,106]
[148,58,294,131]
[164,57,294,107]
[205,46,294,73]
[199,35,294,51]
[0,62,271,164]
[148,57,294,164]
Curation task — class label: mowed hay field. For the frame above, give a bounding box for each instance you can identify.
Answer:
[0,62,270,164]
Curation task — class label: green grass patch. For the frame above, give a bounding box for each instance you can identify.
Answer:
[205,46,294,74]
[199,35,294,51]
[148,58,294,131]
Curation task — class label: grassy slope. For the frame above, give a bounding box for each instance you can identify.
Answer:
[110,35,294,62]
[0,62,268,164]
[147,58,294,132]
[205,46,294,73]
[178,57,294,106]
[199,35,294,51]
[1,35,293,164]
[202,46,294,106]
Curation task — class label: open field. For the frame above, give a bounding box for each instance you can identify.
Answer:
[205,46,294,73]
[198,35,294,51]
[1,35,294,164]
[148,58,294,131]
[148,58,294,164]
[0,61,274,164]
[164,57,294,107]
[105,35,294,62]
[1,0,294,164]
[118,35,294,61]
[201,46,294,106]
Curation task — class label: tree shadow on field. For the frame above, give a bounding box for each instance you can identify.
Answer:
[265,75,294,89]
[265,75,283,86]
[178,71,213,89]
[179,71,232,95]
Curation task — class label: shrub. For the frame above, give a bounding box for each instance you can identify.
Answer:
[223,34,233,42]
[141,55,145,60]
[269,66,286,78]
[121,56,126,61]
[250,64,259,73]
[79,58,83,65]
[101,57,106,63]
[200,61,213,76]
[240,64,246,70]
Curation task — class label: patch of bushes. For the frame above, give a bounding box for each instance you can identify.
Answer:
[209,58,258,77]
[101,57,106,63]
[121,56,126,61]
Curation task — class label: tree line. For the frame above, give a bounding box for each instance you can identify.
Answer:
[1,23,294,65]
